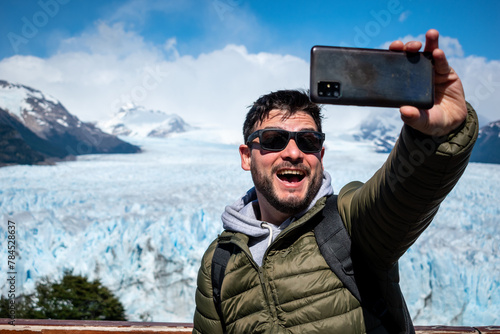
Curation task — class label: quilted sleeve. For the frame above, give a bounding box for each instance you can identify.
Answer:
[338,103,479,270]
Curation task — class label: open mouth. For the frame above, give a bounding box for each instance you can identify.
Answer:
[277,169,305,183]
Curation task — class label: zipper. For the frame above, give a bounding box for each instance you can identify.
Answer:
[258,266,278,321]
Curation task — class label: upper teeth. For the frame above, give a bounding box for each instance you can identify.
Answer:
[278,170,304,176]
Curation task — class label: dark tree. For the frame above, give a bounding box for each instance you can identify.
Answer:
[1,272,126,321]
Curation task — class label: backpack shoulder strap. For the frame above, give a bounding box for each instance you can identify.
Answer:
[314,194,362,302]
[316,195,414,334]
[211,241,234,334]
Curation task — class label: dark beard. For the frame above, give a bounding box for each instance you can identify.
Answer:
[250,163,323,216]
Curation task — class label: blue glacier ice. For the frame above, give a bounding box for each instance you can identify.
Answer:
[1,133,499,325]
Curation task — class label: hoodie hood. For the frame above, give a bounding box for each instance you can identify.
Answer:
[222,171,334,238]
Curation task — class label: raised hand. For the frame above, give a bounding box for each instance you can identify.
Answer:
[389,29,468,137]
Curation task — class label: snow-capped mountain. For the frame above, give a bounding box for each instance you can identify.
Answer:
[470,119,500,164]
[0,80,140,165]
[351,110,499,165]
[351,109,403,153]
[99,104,192,138]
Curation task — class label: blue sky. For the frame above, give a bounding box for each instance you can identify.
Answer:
[1,0,499,140]
[1,0,499,60]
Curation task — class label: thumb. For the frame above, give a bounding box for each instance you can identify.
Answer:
[400,106,428,132]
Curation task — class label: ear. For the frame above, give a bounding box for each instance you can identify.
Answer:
[239,144,252,171]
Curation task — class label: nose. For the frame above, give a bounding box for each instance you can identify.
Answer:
[280,138,304,161]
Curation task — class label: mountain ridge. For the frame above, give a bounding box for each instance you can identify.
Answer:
[350,108,499,164]
[98,103,192,138]
[0,80,140,166]
[470,119,500,164]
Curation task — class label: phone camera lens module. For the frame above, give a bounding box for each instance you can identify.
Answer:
[318,81,341,99]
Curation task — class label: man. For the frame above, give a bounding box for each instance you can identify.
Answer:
[193,29,478,333]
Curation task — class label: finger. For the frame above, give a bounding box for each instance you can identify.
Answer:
[389,40,404,51]
[424,29,440,52]
[404,41,422,52]
[432,48,450,75]
[400,106,421,121]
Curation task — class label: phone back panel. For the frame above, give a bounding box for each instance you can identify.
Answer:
[310,46,434,109]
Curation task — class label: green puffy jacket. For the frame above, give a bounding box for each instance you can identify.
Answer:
[193,104,478,333]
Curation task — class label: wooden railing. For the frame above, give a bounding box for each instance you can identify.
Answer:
[0,319,192,333]
[1,319,499,333]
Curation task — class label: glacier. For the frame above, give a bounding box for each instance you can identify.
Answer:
[0,132,499,325]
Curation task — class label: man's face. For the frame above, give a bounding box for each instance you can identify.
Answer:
[239,110,325,219]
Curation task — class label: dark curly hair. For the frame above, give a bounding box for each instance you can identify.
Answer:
[242,90,323,143]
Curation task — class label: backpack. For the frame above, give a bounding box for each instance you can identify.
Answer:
[211,195,415,334]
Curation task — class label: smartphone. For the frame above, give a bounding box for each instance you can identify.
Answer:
[310,46,434,109]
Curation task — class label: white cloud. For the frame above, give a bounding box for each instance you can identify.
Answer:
[1,23,499,148]
[398,10,411,22]
[0,23,311,143]
[164,37,180,60]
[58,21,163,58]
[451,56,500,122]
[438,36,465,58]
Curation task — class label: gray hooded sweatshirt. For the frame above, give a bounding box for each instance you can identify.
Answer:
[221,171,334,266]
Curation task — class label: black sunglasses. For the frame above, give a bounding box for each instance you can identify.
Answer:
[247,129,325,153]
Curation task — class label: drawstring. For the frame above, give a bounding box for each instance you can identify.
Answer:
[261,222,273,248]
